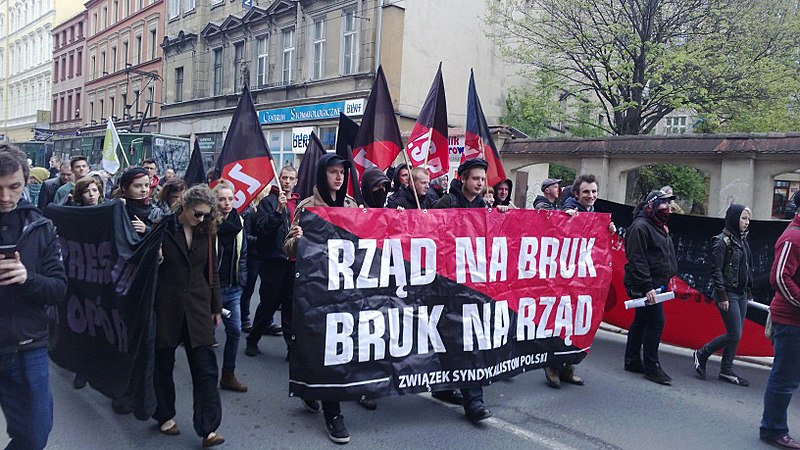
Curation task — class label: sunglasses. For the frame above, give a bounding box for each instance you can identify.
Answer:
[188,206,213,219]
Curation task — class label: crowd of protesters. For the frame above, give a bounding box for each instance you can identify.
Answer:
[3,143,800,449]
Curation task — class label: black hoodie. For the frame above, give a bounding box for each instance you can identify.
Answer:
[493,179,513,207]
[623,207,678,296]
[315,154,351,207]
[432,180,487,209]
[360,168,390,208]
[710,204,753,301]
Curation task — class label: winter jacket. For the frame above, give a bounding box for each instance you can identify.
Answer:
[432,181,487,209]
[283,186,357,258]
[216,210,248,288]
[493,179,514,207]
[37,177,64,209]
[769,215,800,327]
[533,195,559,210]
[256,187,300,260]
[0,200,67,354]
[623,211,678,297]
[562,196,593,212]
[710,204,753,303]
[388,184,435,209]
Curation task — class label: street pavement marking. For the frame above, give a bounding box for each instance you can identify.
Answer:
[421,394,580,450]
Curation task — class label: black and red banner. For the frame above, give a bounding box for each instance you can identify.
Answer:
[595,199,778,356]
[462,70,507,187]
[336,112,364,205]
[183,137,206,187]
[352,65,404,182]
[406,63,449,179]
[213,83,275,212]
[289,208,613,401]
[294,131,327,201]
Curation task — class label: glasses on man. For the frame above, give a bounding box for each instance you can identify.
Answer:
[188,206,213,219]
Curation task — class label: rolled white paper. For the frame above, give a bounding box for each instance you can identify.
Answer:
[624,291,676,310]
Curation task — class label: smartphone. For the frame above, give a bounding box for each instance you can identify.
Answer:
[0,244,17,257]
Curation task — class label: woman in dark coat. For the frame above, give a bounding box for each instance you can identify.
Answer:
[152,184,225,447]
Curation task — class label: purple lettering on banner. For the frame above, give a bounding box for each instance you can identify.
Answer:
[97,241,112,284]
[67,295,87,334]
[112,309,128,354]
[111,256,135,295]
[84,243,98,283]
[84,298,97,337]
[92,298,115,347]
[67,241,85,280]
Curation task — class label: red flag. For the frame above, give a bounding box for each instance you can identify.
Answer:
[213,83,275,212]
[463,70,507,186]
[406,63,449,179]
[352,65,403,181]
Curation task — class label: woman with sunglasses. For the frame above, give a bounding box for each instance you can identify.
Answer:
[152,185,225,448]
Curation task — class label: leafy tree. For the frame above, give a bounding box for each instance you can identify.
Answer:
[486,0,800,135]
[549,164,576,185]
[630,163,707,211]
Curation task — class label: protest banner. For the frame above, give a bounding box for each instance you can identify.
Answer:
[595,199,777,356]
[289,208,614,401]
[45,201,163,419]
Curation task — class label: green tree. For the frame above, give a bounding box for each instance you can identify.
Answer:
[486,0,800,135]
[549,164,576,184]
[502,72,564,138]
[631,163,707,211]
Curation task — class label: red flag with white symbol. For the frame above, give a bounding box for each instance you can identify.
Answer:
[406,63,449,179]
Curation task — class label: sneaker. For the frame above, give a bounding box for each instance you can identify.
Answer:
[624,360,645,374]
[357,397,377,410]
[693,350,707,379]
[644,365,673,385]
[302,399,321,413]
[244,342,260,357]
[325,415,350,444]
[431,389,464,406]
[719,372,750,386]
[762,435,800,449]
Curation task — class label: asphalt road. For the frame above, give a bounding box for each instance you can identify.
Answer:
[0,324,794,450]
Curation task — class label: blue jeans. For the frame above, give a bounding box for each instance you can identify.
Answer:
[220,286,242,370]
[761,323,800,440]
[0,347,53,450]
[700,291,747,374]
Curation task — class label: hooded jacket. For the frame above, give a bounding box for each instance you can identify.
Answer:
[216,209,248,288]
[710,204,753,303]
[0,200,67,354]
[432,180,487,209]
[493,179,513,207]
[283,154,357,258]
[769,214,800,327]
[388,184,435,209]
[533,195,559,210]
[562,196,593,212]
[360,168,390,208]
[256,185,300,260]
[623,208,678,296]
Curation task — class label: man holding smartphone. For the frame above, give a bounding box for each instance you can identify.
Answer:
[0,144,67,449]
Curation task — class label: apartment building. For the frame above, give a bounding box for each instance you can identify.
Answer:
[82,0,164,134]
[51,11,87,133]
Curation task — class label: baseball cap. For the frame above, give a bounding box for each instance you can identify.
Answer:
[541,178,561,191]
[645,189,676,204]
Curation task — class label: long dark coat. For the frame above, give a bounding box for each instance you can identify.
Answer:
[155,214,222,349]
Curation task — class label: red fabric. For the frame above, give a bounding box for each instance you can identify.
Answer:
[769,215,800,327]
[406,65,449,179]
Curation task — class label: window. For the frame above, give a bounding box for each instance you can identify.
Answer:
[281,28,294,84]
[69,54,74,77]
[311,19,325,80]
[138,0,144,11]
[90,55,95,78]
[53,59,58,82]
[76,50,82,75]
[89,100,93,122]
[169,0,179,19]
[213,48,222,95]
[133,89,140,113]
[99,98,104,118]
[256,36,268,86]
[267,129,296,168]
[342,10,358,75]
[78,23,83,37]
[102,6,107,29]
[122,41,128,65]
[233,42,244,92]
[61,56,66,80]
[75,93,80,118]
[186,0,196,11]
[664,116,687,134]
[112,0,118,23]
[92,12,97,34]
[136,35,142,64]
[67,95,72,121]
[111,46,116,73]
[150,29,157,60]
[148,86,154,107]
[110,96,115,118]
[100,50,106,75]
[175,67,183,102]
[319,126,336,150]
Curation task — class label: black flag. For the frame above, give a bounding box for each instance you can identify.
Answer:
[294,131,327,200]
[336,113,363,205]
[183,137,206,187]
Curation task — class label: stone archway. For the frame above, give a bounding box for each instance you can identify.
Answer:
[621,163,710,215]
[510,161,580,208]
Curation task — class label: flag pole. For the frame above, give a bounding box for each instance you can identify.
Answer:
[118,141,130,168]
[422,131,434,167]
[401,148,422,210]
[269,158,280,189]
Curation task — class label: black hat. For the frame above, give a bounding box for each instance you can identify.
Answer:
[457,158,489,177]
[119,167,149,189]
[323,154,351,169]
[541,178,561,191]
[645,189,676,204]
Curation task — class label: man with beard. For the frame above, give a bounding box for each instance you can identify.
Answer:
[246,166,299,357]
[284,154,357,444]
[387,167,434,209]
[624,189,678,385]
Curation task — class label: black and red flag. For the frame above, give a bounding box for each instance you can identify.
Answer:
[406,63,449,179]
[183,137,206,187]
[336,113,364,205]
[212,83,275,212]
[294,131,327,201]
[462,70,507,186]
[352,65,403,182]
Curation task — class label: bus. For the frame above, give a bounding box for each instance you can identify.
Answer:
[51,132,191,175]
[17,141,54,168]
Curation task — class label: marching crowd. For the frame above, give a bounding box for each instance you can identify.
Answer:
[1,143,800,448]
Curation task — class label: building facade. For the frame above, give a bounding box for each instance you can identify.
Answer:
[160,0,522,170]
[51,11,87,134]
[0,0,83,142]
[82,0,164,134]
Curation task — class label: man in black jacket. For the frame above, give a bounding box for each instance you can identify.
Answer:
[37,161,72,209]
[624,189,678,385]
[388,167,433,209]
[0,145,67,449]
[246,166,299,357]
